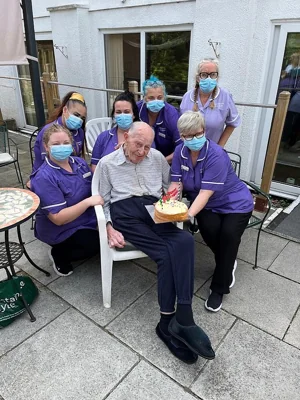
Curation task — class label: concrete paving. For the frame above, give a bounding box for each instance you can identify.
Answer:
[1,132,300,399]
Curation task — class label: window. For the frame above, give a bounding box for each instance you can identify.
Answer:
[18,41,59,127]
[105,30,191,112]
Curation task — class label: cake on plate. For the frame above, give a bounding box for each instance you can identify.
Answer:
[154,188,188,222]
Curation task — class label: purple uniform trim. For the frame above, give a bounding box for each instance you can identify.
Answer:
[171,140,253,214]
[180,87,241,143]
[137,100,181,157]
[30,156,97,245]
[91,125,156,165]
[32,116,85,172]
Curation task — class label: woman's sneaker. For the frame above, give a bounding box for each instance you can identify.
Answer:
[205,292,223,312]
[48,248,73,277]
[229,260,237,289]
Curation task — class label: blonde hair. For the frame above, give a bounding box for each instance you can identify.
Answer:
[193,58,219,111]
[43,123,73,146]
[177,111,205,136]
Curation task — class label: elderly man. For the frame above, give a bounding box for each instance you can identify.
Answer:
[98,121,215,364]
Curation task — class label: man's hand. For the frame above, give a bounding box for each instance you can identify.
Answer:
[106,223,125,248]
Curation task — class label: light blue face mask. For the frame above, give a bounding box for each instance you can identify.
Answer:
[184,136,207,151]
[66,113,83,130]
[115,114,133,130]
[50,144,73,161]
[199,78,217,94]
[146,100,165,113]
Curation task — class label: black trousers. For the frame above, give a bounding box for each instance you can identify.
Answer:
[111,196,195,313]
[52,229,100,266]
[196,209,252,294]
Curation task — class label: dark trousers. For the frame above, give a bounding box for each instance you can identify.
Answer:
[196,209,252,294]
[111,196,195,313]
[52,229,100,266]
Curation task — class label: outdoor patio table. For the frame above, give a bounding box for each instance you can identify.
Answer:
[0,187,50,321]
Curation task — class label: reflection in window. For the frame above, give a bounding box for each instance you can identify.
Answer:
[274,33,300,187]
[18,41,58,127]
[146,31,190,101]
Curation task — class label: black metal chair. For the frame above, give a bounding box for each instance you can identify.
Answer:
[226,151,272,269]
[0,122,24,188]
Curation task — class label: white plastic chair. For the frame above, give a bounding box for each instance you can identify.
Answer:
[91,161,148,308]
[85,117,112,154]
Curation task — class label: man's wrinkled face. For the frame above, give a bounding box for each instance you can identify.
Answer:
[124,128,154,164]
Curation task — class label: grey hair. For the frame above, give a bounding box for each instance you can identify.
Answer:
[196,57,219,80]
[177,111,205,135]
[128,121,155,138]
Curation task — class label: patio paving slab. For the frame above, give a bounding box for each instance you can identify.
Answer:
[197,260,300,338]
[238,228,288,269]
[269,241,300,283]
[0,308,138,400]
[15,239,58,285]
[107,285,236,387]
[284,307,300,349]
[106,360,197,400]
[191,320,300,400]
[48,257,156,326]
[0,218,36,246]
[0,278,69,356]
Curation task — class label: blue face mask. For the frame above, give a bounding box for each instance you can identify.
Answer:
[115,114,133,130]
[65,113,83,130]
[184,136,207,151]
[50,144,73,161]
[199,78,217,94]
[146,100,165,113]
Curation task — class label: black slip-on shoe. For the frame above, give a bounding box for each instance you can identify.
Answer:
[155,324,198,364]
[168,317,215,360]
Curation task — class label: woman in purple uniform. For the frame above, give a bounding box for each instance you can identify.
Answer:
[31,124,103,277]
[180,58,240,147]
[91,91,140,171]
[169,111,253,312]
[33,92,87,172]
[137,75,181,163]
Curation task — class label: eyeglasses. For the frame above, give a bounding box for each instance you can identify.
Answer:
[199,72,218,80]
[182,131,205,141]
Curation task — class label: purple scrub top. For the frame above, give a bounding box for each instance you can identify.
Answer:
[30,156,97,245]
[91,125,156,166]
[171,140,253,214]
[137,100,181,157]
[180,87,241,143]
[32,116,85,172]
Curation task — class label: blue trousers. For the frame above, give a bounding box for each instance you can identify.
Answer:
[110,196,195,313]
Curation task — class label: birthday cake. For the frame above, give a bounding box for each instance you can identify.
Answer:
[154,188,189,222]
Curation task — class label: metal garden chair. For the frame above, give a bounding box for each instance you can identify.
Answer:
[0,122,24,188]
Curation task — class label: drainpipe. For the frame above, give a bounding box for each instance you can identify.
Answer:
[21,0,45,127]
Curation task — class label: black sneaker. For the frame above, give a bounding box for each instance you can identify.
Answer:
[48,248,73,277]
[205,292,223,312]
[188,221,199,235]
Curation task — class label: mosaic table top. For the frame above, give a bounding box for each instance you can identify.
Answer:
[0,188,40,231]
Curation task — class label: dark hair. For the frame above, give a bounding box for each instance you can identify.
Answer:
[47,91,87,129]
[110,91,140,122]
[47,91,87,159]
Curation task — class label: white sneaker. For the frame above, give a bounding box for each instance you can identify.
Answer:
[229,260,237,289]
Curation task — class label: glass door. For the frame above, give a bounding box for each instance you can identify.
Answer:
[274,33,300,187]
[255,23,300,197]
